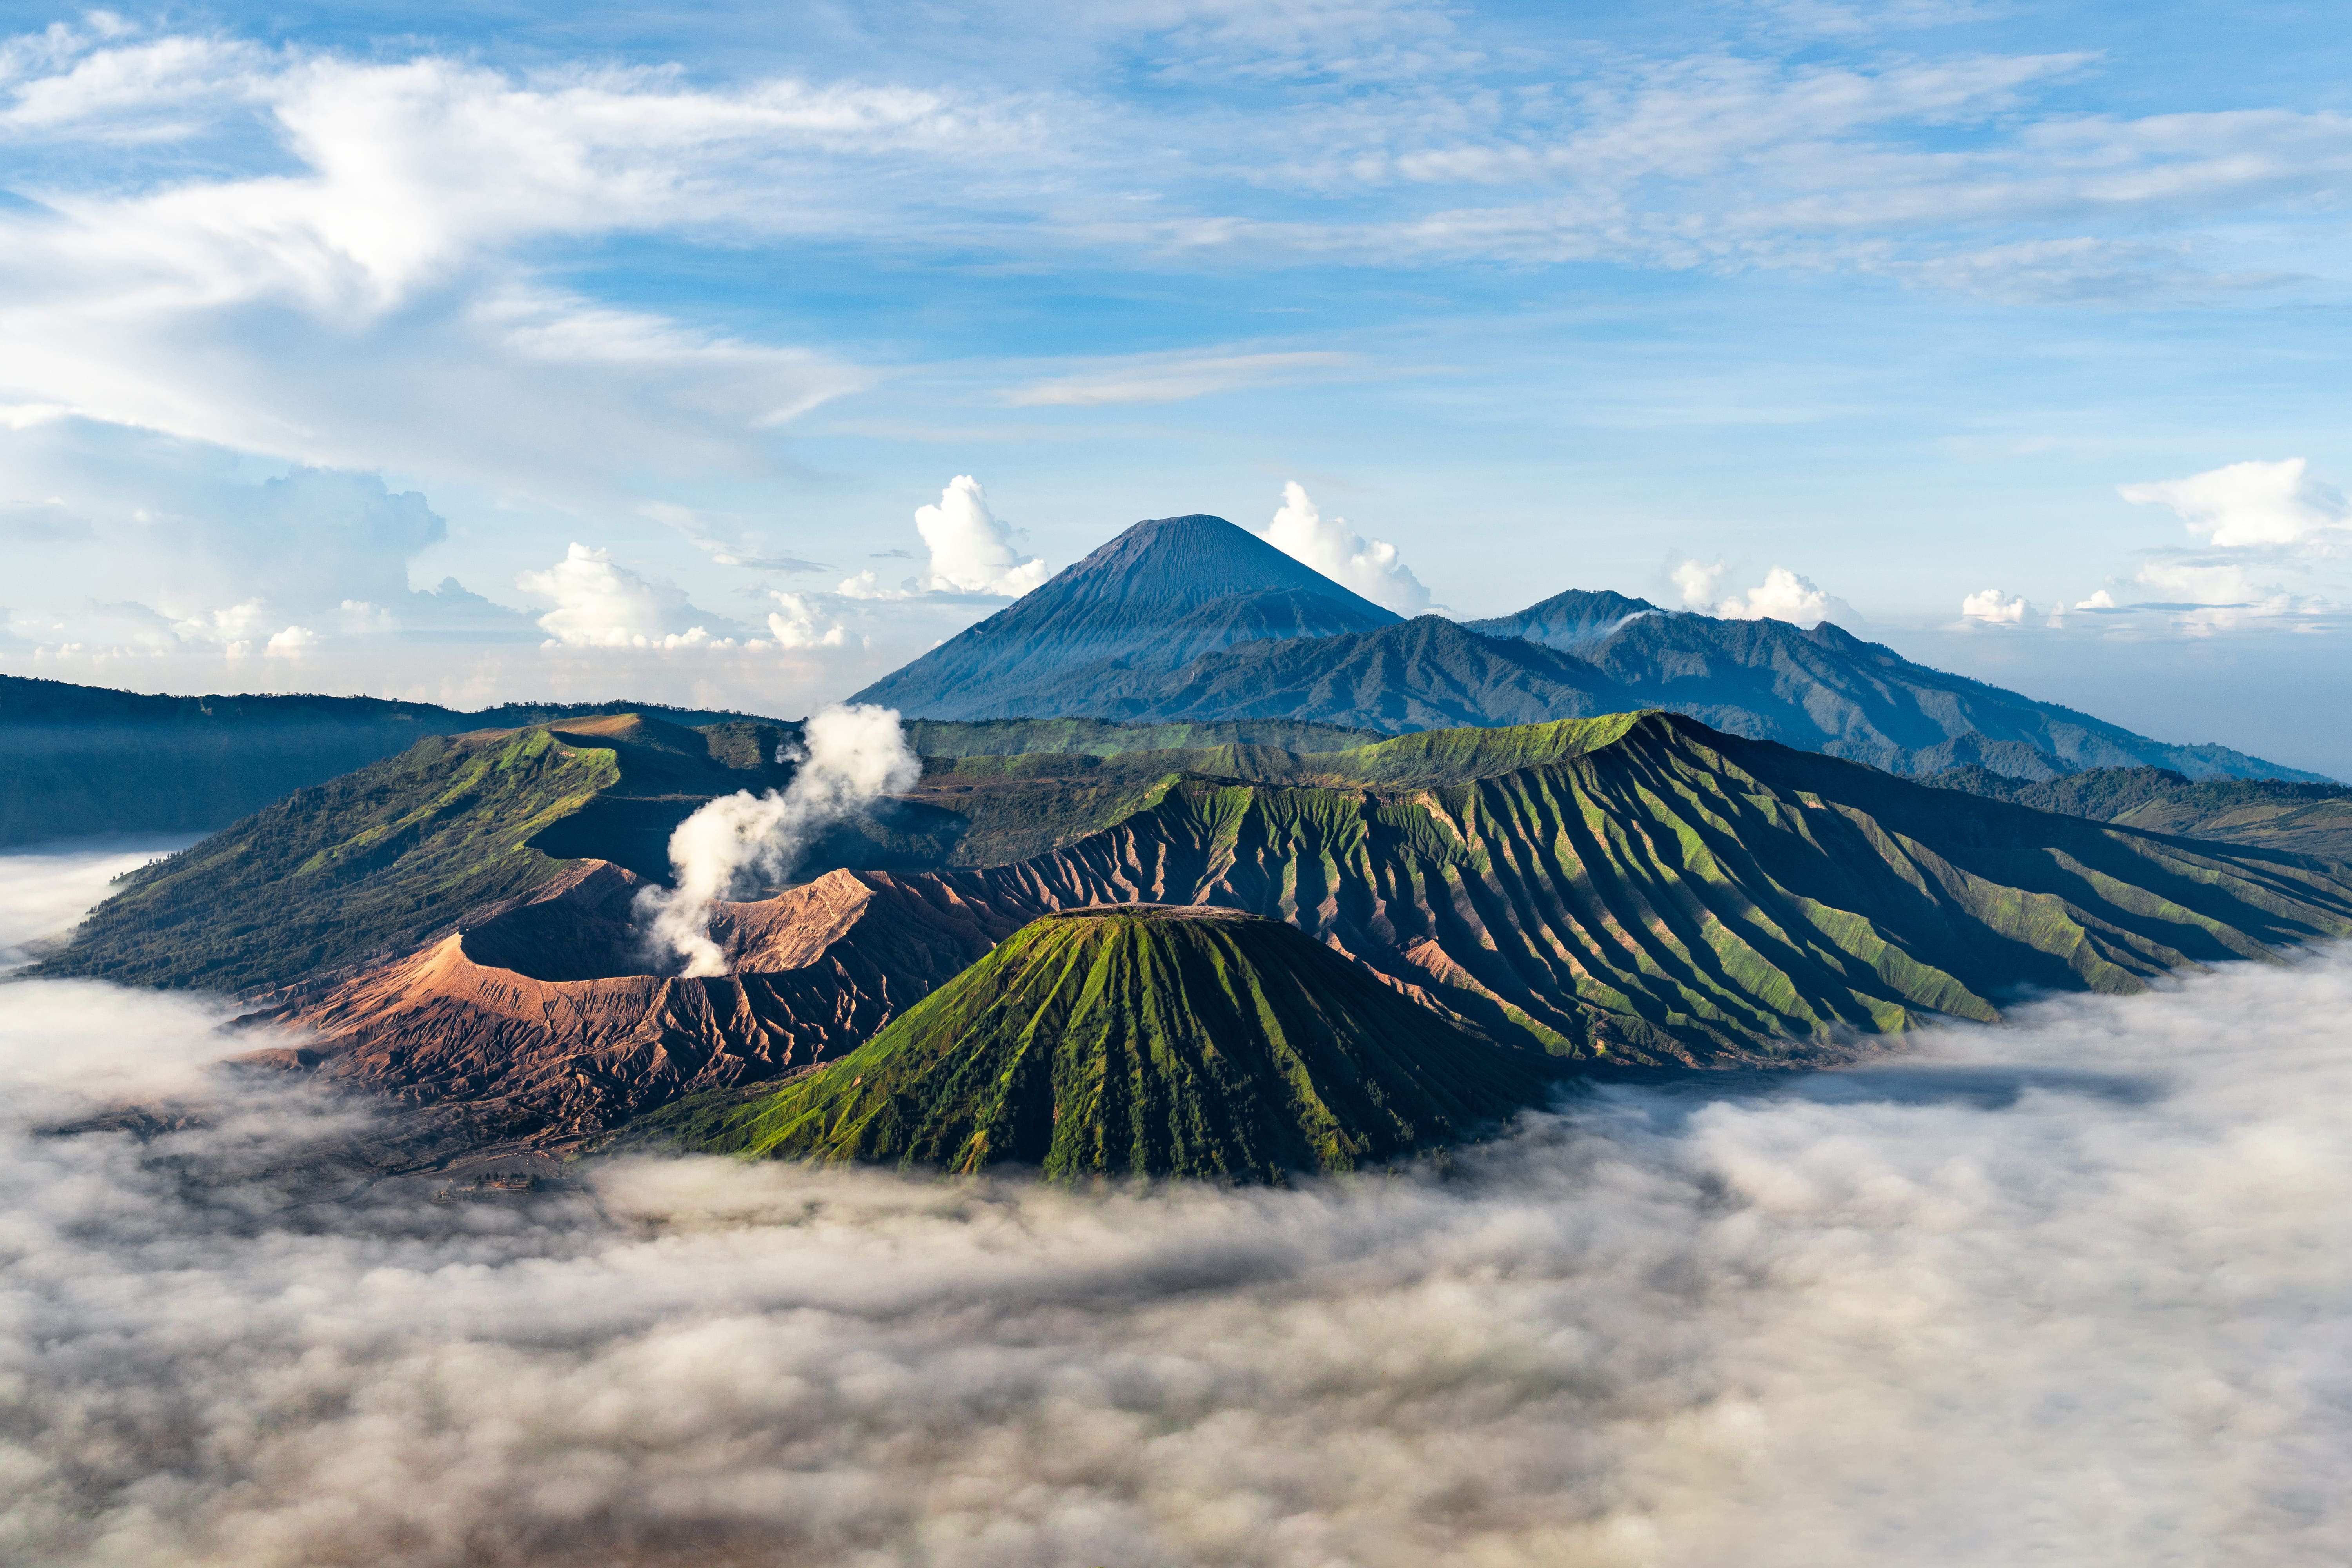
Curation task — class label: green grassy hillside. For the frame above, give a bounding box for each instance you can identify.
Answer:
[904,715,1376,757]
[906,714,1656,866]
[31,715,794,992]
[918,714,2352,1063]
[709,907,1552,1180]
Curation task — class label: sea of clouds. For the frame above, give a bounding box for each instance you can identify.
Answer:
[3,846,2350,1566]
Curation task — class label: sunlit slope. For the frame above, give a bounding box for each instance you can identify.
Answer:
[717,907,1550,1179]
[927,713,2352,1062]
[34,716,795,991]
[906,715,1651,866]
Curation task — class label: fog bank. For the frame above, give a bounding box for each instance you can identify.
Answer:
[3,848,2350,1566]
[0,836,195,969]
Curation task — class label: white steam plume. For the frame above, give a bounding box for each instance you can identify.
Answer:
[632,703,918,976]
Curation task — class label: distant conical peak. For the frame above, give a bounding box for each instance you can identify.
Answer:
[1042,513,1381,610]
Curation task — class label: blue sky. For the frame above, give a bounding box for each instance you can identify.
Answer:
[2,1,2348,771]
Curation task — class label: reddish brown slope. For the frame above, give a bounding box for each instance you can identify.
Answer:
[255,861,1011,1140]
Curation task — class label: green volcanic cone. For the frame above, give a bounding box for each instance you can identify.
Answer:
[718,906,1552,1180]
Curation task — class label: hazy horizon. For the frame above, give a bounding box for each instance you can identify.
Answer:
[3,3,2349,774]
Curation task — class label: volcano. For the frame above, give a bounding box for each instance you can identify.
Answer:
[848,514,1401,720]
[709,905,1552,1180]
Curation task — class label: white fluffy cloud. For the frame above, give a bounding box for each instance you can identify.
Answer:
[841,476,1050,600]
[1672,559,1843,627]
[1720,565,1836,624]
[0,29,1006,514]
[516,543,733,650]
[1261,481,1430,614]
[2033,459,2352,636]
[1960,587,2029,624]
[913,475,1049,595]
[765,590,846,648]
[2120,458,2352,550]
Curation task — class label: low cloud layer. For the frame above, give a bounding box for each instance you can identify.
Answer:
[0,837,194,969]
[5,848,2352,1565]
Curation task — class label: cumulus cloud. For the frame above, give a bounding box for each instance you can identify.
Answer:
[1668,557,1728,608]
[0,422,484,647]
[913,475,1049,596]
[1719,565,1837,624]
[2121,457,2352,551]
[2032,459,2352,637]
[1261,481,1431,614]
[1672,558,1846,627]
[765,590,847,649]
[842,476,1050,600]
[515,543,736,650]
[7,823,2352,1564]
[1960,586,2029,623]
[634,704,917,975]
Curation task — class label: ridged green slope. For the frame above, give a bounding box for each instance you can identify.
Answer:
[904,715,1653,867]
[715,907,1552,1180]
[914,714,2352,1063]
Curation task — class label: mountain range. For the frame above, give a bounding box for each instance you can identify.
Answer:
[853,514,2316,782]
[23,508,2352,1180]
[50,708,2334,1162]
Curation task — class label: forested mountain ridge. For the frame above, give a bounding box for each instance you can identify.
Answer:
[841,516,2318,782]
[0,674,776,846]
[1927,764,2352,861]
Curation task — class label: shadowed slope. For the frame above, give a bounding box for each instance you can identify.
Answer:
[716,907,1550,1180]
[1928,764,2352,860]
[0,674,780,846]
